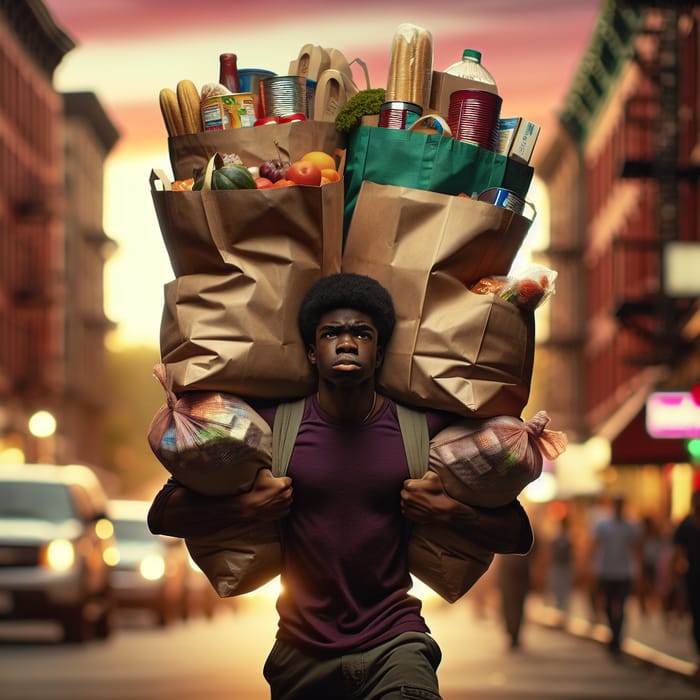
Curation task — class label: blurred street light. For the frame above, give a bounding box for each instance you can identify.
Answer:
[28,410,57,463]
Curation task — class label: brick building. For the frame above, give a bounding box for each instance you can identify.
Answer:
[537,0,700,516]
[0,0,117,465]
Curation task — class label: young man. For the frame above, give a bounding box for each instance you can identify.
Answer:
[148,272,532,700]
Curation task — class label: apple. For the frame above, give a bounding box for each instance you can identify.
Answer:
[285,159,322,186]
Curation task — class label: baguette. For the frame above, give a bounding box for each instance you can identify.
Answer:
[177,79,202,134]
[411,27,433,108]
[386,31,411,102]
[385,24,433,109]
[159,87,184,137]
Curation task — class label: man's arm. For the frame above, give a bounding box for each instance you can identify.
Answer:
[400,471,533,554]
[147,468,293,538]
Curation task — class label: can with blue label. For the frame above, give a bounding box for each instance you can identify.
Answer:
[477,187,526,215]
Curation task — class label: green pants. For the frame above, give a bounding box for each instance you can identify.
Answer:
[263,631,443,700]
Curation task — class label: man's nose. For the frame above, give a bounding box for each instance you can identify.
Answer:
[336,332,358,351]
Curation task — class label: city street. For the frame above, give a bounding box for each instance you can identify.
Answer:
[1,592,698,700]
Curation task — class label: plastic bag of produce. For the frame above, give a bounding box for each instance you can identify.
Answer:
[429,411,568,507]
[147,363,272,496]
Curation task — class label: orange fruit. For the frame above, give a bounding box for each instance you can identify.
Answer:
[172,177,194,191]
[321,168,340,182]
[300,150,336,171]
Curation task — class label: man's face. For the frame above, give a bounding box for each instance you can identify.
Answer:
[307,308,383,387]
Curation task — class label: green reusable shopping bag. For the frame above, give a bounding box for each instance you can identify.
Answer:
[343,125,534,236]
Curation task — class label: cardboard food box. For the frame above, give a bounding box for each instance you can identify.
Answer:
[428,71,499,121]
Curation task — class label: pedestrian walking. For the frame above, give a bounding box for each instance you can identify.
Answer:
[590,493,641,658]
[670,489,700,677]
[547,514,574,615]
[497,545,534,651]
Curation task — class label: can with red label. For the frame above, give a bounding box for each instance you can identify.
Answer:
[448,89,502,151]
[378,100,422,129]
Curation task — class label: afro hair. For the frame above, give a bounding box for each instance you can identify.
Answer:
[298,273,396,348]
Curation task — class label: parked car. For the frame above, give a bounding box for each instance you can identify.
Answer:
[0,463,117,643]
[108,498,189,626]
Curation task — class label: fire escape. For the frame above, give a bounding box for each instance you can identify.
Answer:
[615,4,698,366]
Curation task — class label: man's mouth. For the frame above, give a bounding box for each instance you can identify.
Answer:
[333,358,361,370]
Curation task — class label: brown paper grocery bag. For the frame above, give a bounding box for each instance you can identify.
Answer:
[150,170,343,278]
[168,120,346,181]
[158,177,343,399]
[409,522,494,603]
[160,271,316,399]
[185,521,281,598]
[342,182,535,417]
[150,170,226,276]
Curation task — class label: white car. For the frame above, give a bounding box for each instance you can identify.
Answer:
[0,463,117,643]
[108,499,189,626]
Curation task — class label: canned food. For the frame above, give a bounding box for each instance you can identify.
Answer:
[261,76,306,118]
[448,90,502,151]
[477,187,525,215]
[378,100,422,130]
[254,116,279,126]
[201,93,256,131]
[278,113,307,124]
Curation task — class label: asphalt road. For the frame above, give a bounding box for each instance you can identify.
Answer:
[0,593,698,700]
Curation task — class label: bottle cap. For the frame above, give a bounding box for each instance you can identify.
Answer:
[462,49,482,62]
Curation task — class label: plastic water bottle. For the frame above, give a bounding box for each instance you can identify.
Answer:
[444,49,497,93]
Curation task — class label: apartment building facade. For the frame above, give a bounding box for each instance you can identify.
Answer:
[537,0,700,516]
[0,0,117,465]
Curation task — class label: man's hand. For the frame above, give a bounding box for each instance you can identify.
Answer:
[401,471,470,524]
[401,472,534,554]
[232,468,293,521]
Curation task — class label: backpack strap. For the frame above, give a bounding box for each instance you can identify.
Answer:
[271,398,429,480]
[396,404,429,479]
[271,399,306,477]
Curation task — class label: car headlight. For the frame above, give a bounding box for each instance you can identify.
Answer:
[42,539,76,572]
[139,554,166,581]
[102,545,120,567]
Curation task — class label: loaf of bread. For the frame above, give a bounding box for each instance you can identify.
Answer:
[386,23,433,109]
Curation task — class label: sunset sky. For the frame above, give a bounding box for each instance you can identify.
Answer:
[43,0,603,349]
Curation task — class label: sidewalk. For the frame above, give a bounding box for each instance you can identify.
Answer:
[527,589,699,680]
